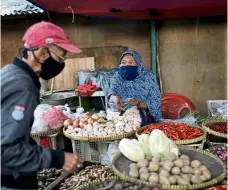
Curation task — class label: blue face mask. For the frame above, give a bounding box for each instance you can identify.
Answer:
[118,66,139,80]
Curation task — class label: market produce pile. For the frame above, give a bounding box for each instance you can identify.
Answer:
[60,165,115,190]
[128,153,212,185]
[92,180,161,190]
[140,123,204,141]
[118,129,215,186]
[64,107,141,137]
[208,122,227,134]
[38,169,62,190]
[212,146,227,173]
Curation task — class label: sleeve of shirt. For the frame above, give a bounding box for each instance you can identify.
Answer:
[1,75,64,173]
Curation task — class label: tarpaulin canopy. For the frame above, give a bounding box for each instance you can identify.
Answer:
[28,0,227,20]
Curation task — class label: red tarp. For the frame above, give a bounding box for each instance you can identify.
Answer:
[28,0,227,20]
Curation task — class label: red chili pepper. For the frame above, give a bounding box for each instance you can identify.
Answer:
[142,122,203,141]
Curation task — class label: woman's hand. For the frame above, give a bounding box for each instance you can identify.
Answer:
[129,98,147,109]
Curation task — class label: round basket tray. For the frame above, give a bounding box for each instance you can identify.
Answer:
[112,145,226,190]
[202,120,228,139]
[63,127,135,142]
[30,127,62,137]
[135,124,206,145]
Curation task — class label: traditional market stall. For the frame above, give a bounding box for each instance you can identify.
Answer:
[1,0,227,190]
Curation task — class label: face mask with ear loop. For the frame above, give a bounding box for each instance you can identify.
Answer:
[21,47,65,80]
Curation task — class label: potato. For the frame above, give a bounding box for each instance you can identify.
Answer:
[181,166,193,174]
[159,169,170,177]
[173,175,181,180]
[168,176,177,184]
[183,159,190,166]
[181,174,191,182]
[191,175,202,184]
[159,176,170,185]
[164,160,174,168]
[177,178,190,185]
[180,155,190,160]
[171,167,181,175]
[130,163,138,168]
[202,170,211,180]
[129,168,139,178]
[199,175,207,182]
[167,153,177,162]
[149,174,159,184]
[146,155,153,161]
[160,161,165,166]
[199,165,207,171]
[138,159,149,168]
[139,167,149,174]
[152,157,161,163]
[140,172,150,181]
[193,168,201,175]
[191,160,201,168]
[174,159,184,168]
[148,162,159,172]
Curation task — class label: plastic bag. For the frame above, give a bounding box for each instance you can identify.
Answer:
[31,118,49,133]
[42,106,68,129]
[101,141,120,166]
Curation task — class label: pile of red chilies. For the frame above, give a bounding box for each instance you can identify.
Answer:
[141,122,204,141]
[209,123,227,134]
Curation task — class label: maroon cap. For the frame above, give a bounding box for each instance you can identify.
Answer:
[22,21,82,53]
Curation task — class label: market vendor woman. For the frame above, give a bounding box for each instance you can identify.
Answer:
[109,50,162,125]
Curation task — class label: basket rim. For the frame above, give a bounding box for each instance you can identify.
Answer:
[112,145,226,190]
[135,123,206,145]
[202,121,228,139]
[30,127,62,137]
[63,126,135,142]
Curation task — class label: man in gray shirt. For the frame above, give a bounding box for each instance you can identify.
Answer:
[1,21,83,189]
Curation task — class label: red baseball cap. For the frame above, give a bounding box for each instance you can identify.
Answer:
[22,21,81,53]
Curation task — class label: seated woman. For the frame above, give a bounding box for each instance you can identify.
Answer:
[108,50,162,125]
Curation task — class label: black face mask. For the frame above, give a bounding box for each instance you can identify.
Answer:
[40,56,65,80]
[31,50,65,80]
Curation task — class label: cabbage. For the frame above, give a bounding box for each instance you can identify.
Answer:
[149,129,179,158]
[119,138,145,162]
[138,134,151,156]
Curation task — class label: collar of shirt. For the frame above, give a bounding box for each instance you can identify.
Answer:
[13,58,41,89]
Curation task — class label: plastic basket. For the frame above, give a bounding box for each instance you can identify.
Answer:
[70,140,114,163]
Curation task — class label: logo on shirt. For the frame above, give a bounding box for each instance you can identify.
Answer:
[12,105,25,121]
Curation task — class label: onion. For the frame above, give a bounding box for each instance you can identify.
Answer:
[97,117,105,123]
[79,120,87,128]
[83,113,91,119]
[73,120,79,128]
[88,118,94,124]
[91,113,99,120]
[63,119,73,127]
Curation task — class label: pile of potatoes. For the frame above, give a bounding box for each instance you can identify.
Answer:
[128,153,212,185]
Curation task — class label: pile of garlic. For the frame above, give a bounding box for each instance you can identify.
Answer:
[65,106,141,138]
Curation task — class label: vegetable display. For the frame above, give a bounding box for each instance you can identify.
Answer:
[60,165,115,190]
[65,107,141,137]
[209,123,227,134]
[89,179,161,190]
[140,123,204,141]
[119,130,179,162]
[37,169,62,190]
[128,153,212,185]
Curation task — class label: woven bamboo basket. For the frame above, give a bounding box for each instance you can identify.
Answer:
[135,124,206,145]
[30,127,62,137]
[63,126,135,142]
[202,119,228,139]
[112,145,226,190]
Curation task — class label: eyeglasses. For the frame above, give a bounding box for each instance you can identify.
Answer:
[48,49,67,63]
